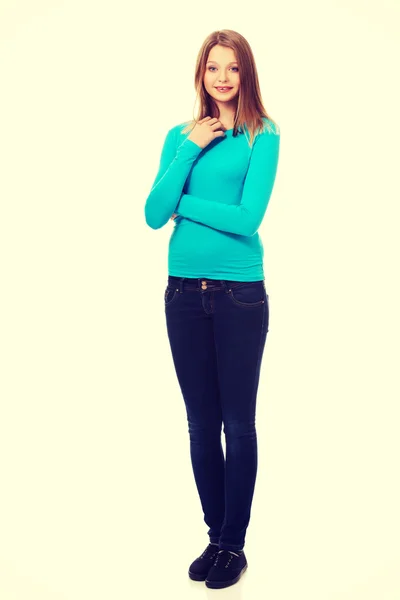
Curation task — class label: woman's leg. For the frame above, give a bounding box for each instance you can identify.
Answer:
[214,280,269,552]
[164,278,225,544]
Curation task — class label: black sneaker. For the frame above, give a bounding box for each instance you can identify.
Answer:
[205,549,248,588]
[188,543,220,581]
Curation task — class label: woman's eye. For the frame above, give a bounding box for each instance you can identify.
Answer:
[208,66,239,72]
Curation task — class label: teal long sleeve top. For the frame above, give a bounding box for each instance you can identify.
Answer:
[144,117,280,281]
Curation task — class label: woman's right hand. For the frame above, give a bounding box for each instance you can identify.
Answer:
[187,116,226,149]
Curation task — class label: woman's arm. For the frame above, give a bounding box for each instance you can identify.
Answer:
[176,129,280,237]
[144,126,203,230]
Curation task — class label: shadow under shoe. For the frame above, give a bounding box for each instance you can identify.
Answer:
[188,543,220,581]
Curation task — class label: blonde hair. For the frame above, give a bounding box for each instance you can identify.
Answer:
[181,29,280,148]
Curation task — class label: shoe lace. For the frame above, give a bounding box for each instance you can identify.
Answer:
[213,549,240,568]
[200,544,219,560]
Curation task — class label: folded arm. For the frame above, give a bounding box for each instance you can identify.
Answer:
[176,128,280,237]
[144,127,203,229]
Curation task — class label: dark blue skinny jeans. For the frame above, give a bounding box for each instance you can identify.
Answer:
[164,275,269,552]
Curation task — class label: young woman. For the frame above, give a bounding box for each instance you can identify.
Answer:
[144,29,280,589]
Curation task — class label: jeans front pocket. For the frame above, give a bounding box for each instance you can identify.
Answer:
[164,285,180,308]
[226,281,266,308]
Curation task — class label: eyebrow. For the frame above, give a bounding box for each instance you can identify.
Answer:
[206,61,238,65]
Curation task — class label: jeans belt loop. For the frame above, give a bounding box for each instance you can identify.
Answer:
[221,280,229,293]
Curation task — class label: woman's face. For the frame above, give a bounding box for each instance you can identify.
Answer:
[203,44,240,105]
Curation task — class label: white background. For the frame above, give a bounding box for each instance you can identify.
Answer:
[1,1,399,598]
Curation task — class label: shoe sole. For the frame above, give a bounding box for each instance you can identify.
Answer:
[205,564,248,588]
[188,570,208,581]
